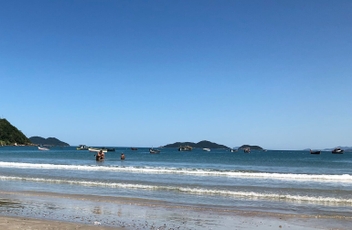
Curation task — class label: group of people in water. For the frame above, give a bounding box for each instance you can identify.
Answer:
[95,150,125,161]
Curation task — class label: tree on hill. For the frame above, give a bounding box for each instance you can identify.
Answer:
[0,118,30,145]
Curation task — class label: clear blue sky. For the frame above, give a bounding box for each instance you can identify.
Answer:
[1,0,351,150]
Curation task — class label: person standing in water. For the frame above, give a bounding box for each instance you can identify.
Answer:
[96,150,105,161]
[120,153,125,160]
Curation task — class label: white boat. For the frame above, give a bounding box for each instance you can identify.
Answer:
[332,148,344,154]
[88,148,107,153]
[38,146,49,151]
[203,148,211,151]
[178,145,192,151]
[149,148,160,154]
[77,145,89,150]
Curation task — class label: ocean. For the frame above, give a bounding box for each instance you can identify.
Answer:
[0,146,351,229]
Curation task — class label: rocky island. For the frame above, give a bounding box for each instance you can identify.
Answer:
[164,140,264,151]
[29,136,70,147]
[164,140,230,149]
[238,144,264,151]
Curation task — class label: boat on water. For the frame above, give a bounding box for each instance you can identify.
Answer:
[243,147,250,153]
[178,145,193,151]
[203,148,211,151]
[38,146,49,151]
[105,147,115,152]
[89,147,107,153]
[310,149,321,154]
[131,147,138,151]
[332,148,344,154]
[149,148,160,154]
[77,145,89,150]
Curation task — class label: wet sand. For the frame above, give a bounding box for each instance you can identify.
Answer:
[0,216,121,230]
[1,190,351,230]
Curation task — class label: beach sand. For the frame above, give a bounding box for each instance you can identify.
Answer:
[1,190,350,230]
[0,216,121,230]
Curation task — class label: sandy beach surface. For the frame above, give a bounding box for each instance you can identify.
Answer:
[0,216,121,230]
[1,190,351,230]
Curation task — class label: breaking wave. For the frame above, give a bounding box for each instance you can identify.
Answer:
[0,161,351,183]
[1,175,351,205]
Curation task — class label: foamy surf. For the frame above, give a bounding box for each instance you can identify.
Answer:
[1,175,351,205]
[0,161,351,183]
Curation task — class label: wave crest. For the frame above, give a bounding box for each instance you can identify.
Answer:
[0,161,351,183]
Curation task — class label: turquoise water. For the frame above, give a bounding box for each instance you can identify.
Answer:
[0,146,351,217]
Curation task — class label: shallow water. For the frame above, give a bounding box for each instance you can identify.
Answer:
[0,146,351,219]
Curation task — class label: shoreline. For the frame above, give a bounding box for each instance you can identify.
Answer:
[1,190,351,229]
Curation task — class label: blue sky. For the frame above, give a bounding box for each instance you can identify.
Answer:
[1,0,351,149]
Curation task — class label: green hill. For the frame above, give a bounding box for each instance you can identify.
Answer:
[29,136,69,147]
[238,144,263,150]
[164,140,229,149]
[0,118,31,146]
[164,141,264,150]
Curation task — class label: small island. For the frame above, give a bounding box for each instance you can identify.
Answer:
[164,141,264,152]
[164,140,229,149]
[29,136,70,147]
[238,144,264,151]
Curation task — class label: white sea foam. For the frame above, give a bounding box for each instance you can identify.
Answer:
[180,187,352,204]
[1,175,351,205]
[0,161,351,183]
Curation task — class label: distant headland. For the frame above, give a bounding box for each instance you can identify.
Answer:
[0,118,69,147]
[0,118,30,146]
[163,140,264,150]
[3,118,350,151]
[29,136,69,147]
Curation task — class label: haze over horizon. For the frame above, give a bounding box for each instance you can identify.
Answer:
[1,1,351,150]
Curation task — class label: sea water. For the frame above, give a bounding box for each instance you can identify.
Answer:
[0,146,351,218]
